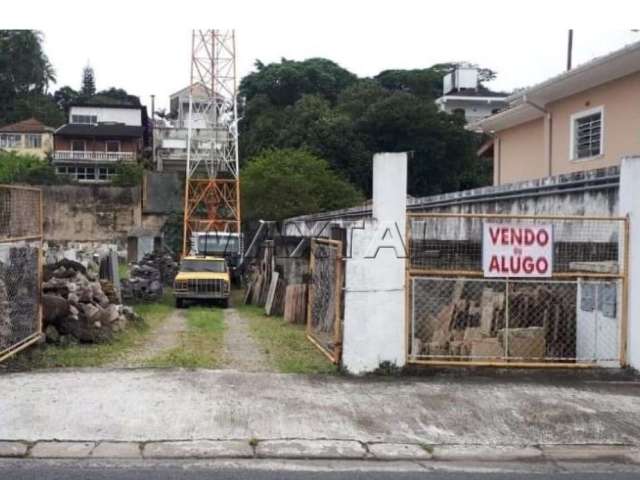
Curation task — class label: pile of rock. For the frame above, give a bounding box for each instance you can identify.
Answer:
[42,259,142,344]
[143,251,179,286]
[120,252,178,302]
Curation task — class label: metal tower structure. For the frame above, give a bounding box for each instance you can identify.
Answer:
[182,29,240,256]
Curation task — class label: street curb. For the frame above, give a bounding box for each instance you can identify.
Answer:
[0,440,637,464]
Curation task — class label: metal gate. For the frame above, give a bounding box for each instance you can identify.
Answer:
[0,185,43,363]
[406,213,628,367]
[307,238,343,363]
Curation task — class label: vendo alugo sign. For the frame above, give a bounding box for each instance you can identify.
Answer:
[482,223,553,278]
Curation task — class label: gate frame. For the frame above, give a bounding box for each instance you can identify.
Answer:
[307,238,343,364]
[405,211,629,368]
[0,184,44,363]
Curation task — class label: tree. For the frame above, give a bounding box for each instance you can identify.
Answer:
[81,64,96,97]
[53,86,80,112]
[91,87,141,106]
[0,30,56,125]
[240,58,357,106]
[241,149,364,225]
[355,91,487,195]
[12,93,65,127]
[239,57,494,201]
[0,151,63,185]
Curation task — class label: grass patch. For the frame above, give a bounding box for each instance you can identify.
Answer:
[118,263,129,280]
[8,293,174,370]
[145,306,225,368]
[239,303,337,375]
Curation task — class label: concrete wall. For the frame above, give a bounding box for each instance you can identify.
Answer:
[42,185,141,244]
[342,153,407,374]
[285,167,620,237]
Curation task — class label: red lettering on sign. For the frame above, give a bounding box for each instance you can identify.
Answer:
[489,255,500,272]
[537,229,549,246]
[511,228,522,245]
[524,228,535,245]
[489,227,500,245]
[536,257,549,273]
[522,256,535,274]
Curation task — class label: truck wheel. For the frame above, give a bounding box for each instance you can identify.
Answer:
[175,298,184,309]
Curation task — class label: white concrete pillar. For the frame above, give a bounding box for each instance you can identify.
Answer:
[342,153,408,374]
[620,156,640,370]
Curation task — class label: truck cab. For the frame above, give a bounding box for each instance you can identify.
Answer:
[173,256,231,308]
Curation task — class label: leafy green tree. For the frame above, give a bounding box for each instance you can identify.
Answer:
[0,151,63,185]
[12,93,65,127]
[355,91,486,195]
[241,149,364,224]
[111,161,144,187]
[374,68,445,99]
[53,86,80,112]
[0,30,56,125]
[91,87,141,106]
[239,57,495,200]
[240,58,357,106]
[81,64,96,97]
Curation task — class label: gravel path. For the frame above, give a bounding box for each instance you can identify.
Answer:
[107,310,188,368]
[222,308,273,372]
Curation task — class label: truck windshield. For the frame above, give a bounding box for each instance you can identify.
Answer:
[180,259,226,273]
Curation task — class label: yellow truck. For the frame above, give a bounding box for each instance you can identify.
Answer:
[173,256,231,308]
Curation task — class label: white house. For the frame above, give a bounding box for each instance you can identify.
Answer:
[435,65,508,123]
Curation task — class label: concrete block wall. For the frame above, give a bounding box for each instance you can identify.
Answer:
[42,185,142,243]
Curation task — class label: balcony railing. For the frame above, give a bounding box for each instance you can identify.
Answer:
[53,151,136,162]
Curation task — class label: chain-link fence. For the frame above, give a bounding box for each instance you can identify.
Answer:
[407,213,627,367]
[0,185,43,363]
[307,239,343,363]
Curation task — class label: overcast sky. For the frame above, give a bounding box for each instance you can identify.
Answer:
[5,0,640,111]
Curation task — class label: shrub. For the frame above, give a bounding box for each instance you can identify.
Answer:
[0,151,63,185]
[111,161,144,187]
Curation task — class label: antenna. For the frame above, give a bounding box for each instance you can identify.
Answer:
[182,30,241,256]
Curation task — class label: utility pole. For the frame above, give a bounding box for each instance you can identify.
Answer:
[567,29,573,71]
[150,94,156,170]
[182,30,240,256]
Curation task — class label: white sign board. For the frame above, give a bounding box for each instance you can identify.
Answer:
[482,223,553,278]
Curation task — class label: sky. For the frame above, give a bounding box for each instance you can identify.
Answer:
[5,0,640,111]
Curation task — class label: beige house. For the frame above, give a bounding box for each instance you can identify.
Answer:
[473,41,640,185]
[0,118,54,159]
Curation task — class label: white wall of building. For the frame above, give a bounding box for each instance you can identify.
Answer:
[619,155,640,370]
[342,153,407,374]
[70,106,141,126]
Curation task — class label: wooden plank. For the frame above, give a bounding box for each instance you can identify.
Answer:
[264,272,280,316]
[243,281,253,305]
[284,284,307,324]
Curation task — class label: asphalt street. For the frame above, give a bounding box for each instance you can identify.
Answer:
[2,460,640,480]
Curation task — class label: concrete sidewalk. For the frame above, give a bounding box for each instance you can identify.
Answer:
[1,369,640,461]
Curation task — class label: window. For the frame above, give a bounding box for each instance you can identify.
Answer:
[25,134,42,149]
[71,114,97,125]
[98,167,115,181]
[571,107,603,160]
[75,167,96,181]
[0,134,21,148]
[105,140,120,153]
[71,140,86,151]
